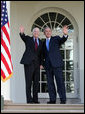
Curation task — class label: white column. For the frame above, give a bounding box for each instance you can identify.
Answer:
[1,80,10,100]
[1,1,11,101]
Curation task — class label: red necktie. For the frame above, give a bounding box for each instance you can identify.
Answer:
[35,39,38,50]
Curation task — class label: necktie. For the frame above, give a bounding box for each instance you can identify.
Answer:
[35,39,38,50]
[46,39,49,51]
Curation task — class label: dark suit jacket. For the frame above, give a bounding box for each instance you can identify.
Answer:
[43,35,68,69]
[19,33,43,65]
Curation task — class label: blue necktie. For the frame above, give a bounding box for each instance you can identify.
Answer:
[46,39,50,51]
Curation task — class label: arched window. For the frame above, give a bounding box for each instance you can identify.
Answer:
[31,12,74,36]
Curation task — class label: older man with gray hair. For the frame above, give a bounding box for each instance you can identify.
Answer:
[19,26,43,104]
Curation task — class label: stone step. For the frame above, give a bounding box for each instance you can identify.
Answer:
[2,99,84,113]
[3,104,84,113]
[1,109,84,113]
[4,103,84,107]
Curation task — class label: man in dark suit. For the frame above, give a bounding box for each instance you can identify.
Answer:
[19,26,43,103]
[43,26,68,104]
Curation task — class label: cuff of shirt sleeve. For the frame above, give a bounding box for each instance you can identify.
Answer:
[64,34,68,38]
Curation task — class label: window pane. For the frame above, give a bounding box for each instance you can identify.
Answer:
[49,12,56,21]
[68,25,74,30]
[61,18,71,26]
[60,44,65,49]
[41,13,49,23]
[55,23,59,28]
[68,25,74,34]
[66,60,74,70]
[66,83,74,93]
[65,39,73,49]
[47,22,51,28]
[56,26,63,36]
[41,72,47,81]
[51,22,54,29]
[34,17,44,27]
[62,61,65,70]
[57,13,65,23]
[66,50,73,60]
[66,71,74,81]
[41,83,48,93]
[60,50,64,59]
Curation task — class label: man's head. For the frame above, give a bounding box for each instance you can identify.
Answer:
[44,27,52,38]
[33,27,40,38]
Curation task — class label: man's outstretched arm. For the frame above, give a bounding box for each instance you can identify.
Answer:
[19,25,27,42]
[58,25,68,44]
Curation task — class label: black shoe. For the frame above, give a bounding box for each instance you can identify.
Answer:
[33,101,40,104]
[27,101,34,104]
[47,101,56,104]
[27,98,33,104]
[60,101,66,104]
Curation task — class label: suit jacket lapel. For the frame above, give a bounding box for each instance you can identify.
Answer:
[44,39,47,51]
[31,37,35,49]
[49,37,53,49]
[37,39,41,51]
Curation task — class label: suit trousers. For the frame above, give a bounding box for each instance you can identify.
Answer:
[24,61,40,103]
[46,67,66,102]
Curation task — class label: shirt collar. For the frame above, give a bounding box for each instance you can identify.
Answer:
[46,37,51,41]
[33,37,38,41]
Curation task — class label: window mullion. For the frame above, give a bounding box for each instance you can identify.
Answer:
[48,13,52,30]
[54,13,58,29]
[40,17,48,27]
[57,17,66,28]
[34,23,42,29]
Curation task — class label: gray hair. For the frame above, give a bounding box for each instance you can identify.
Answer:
[32,27,40,33]
[43,27,51,33]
